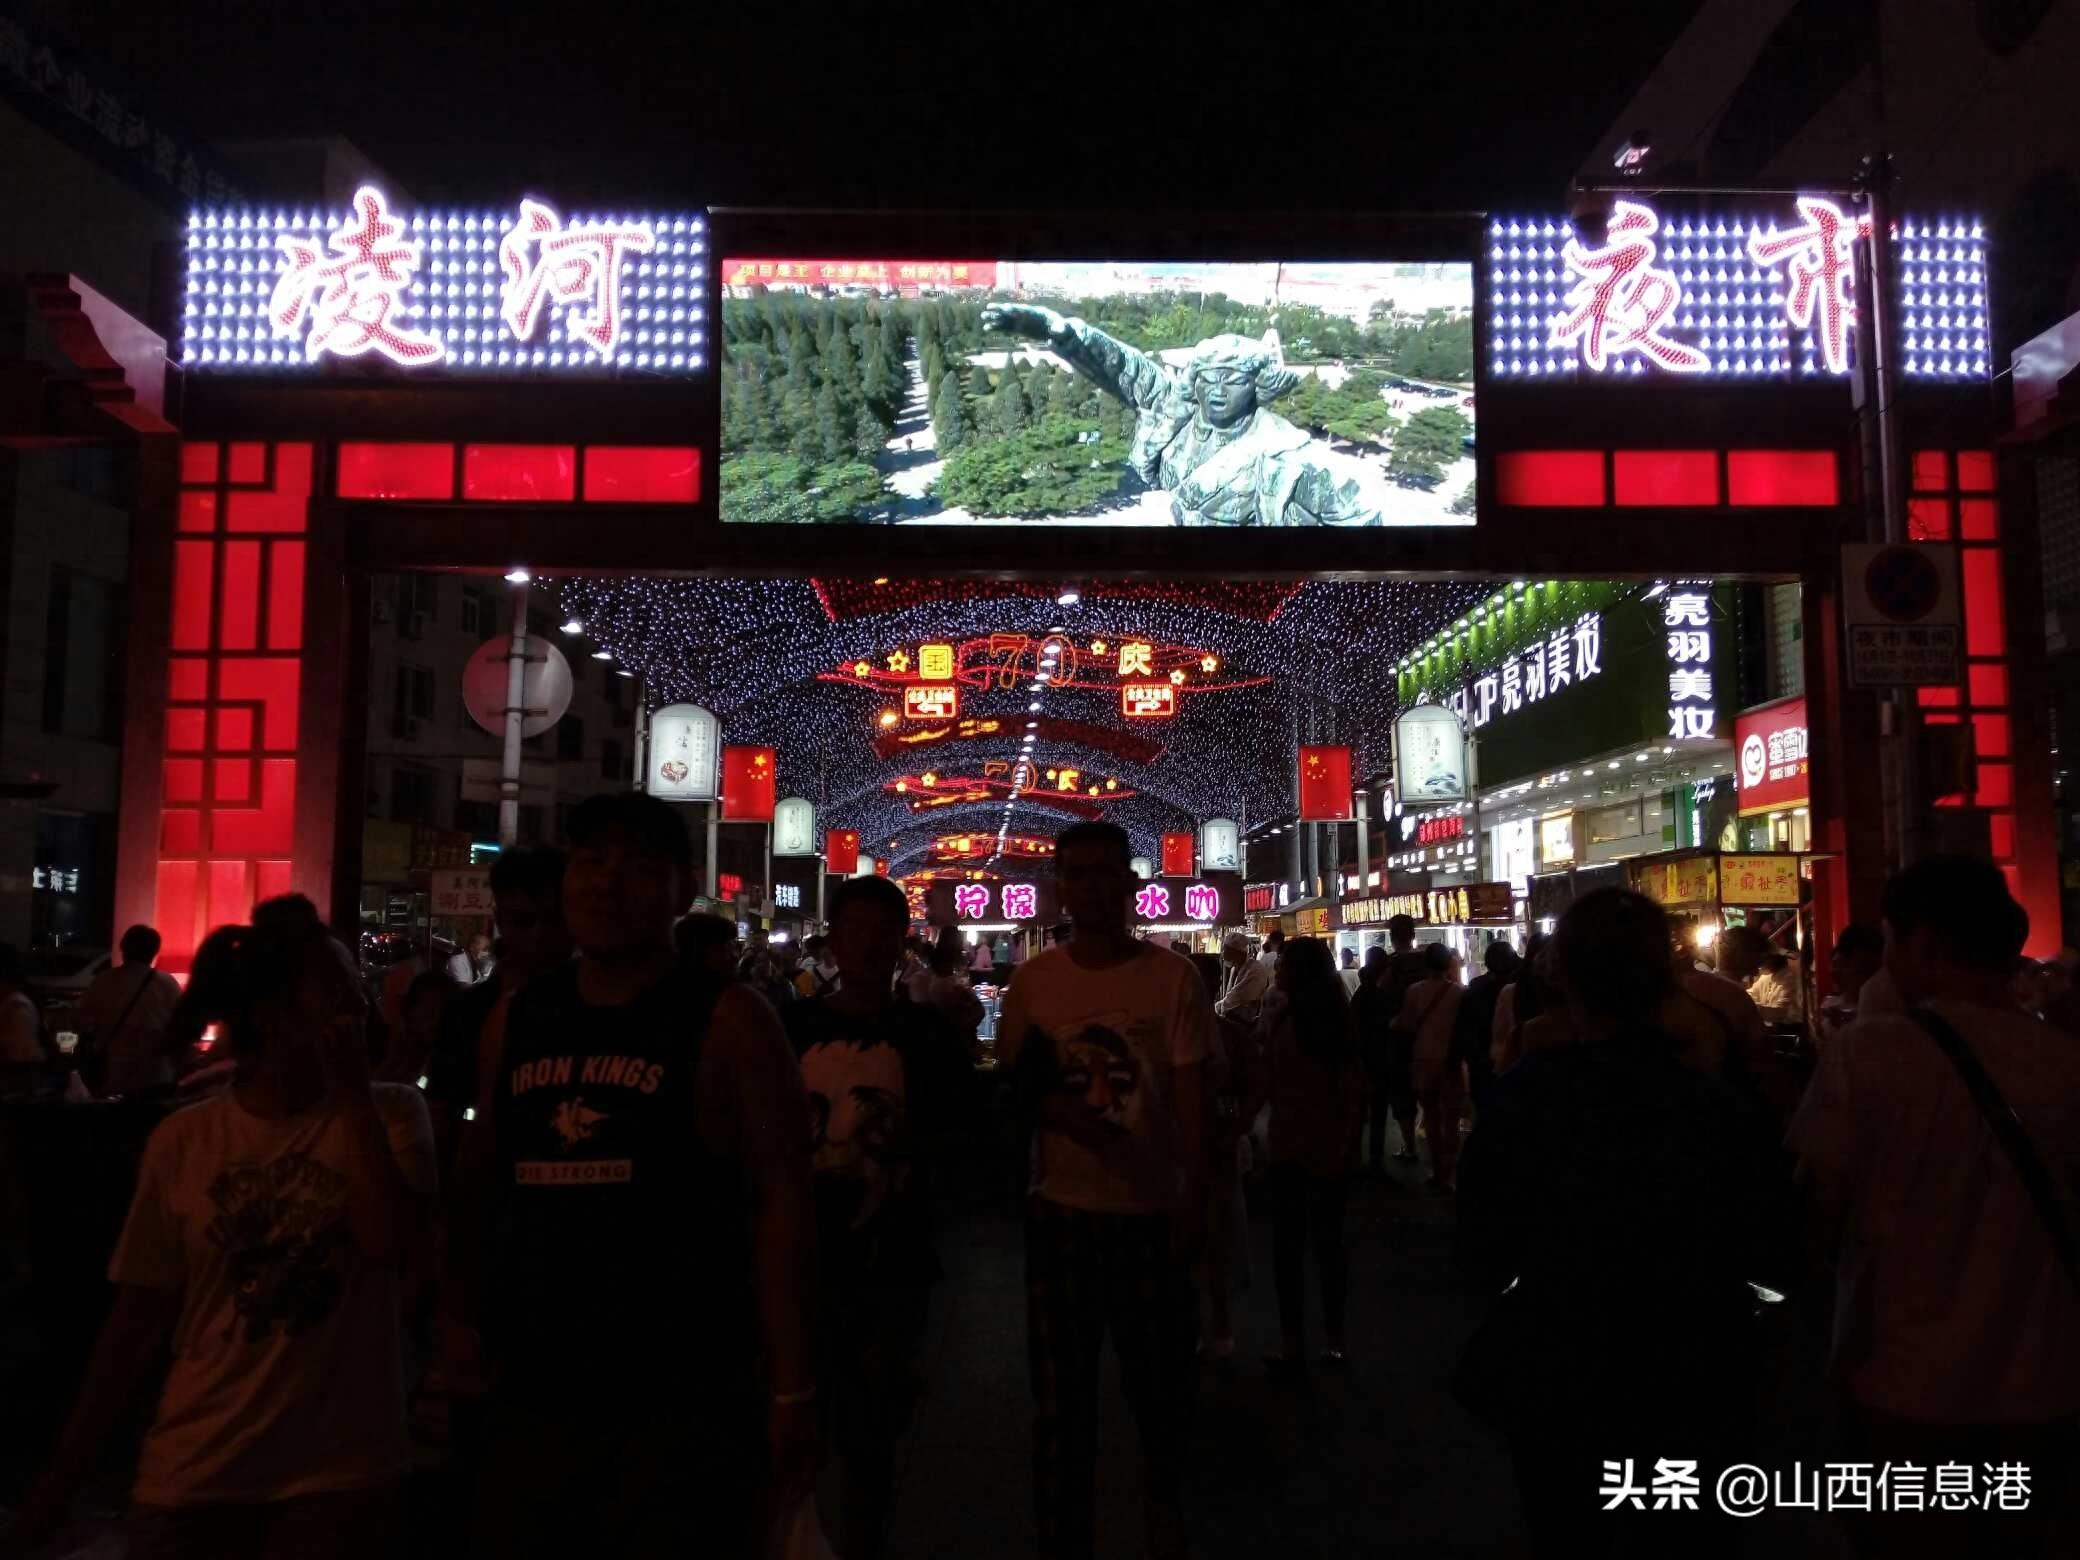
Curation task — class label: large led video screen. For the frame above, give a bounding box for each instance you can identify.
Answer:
[719,258,1475,528]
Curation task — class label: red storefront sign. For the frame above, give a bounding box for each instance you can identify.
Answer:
[1161,832,1196,877]
[826,828,859,875]
[721,746,776,821]
[1121,682,1176,719]
[1735,696,1810,815]
[903,684,959,720]
[1298,746,1354,821]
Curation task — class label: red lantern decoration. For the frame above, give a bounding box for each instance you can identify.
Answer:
[826,828,860,876]
[1297,745,1354,821]
[1161,832,1196,877]
[721,745,776,821]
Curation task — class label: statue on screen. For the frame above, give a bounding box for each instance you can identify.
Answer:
[979,303,1377,527]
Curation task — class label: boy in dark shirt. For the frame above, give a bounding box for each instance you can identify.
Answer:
[781,875,972,1560]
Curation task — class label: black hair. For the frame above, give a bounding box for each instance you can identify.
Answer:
[1387,914,1417,946]
[1833,922,1884,960]
[1555,888,1677,1033]
[565,792,694,876]
[119,924,163,964]
[1485,940,1522,975]
[1048,922,1072,943]
[1282,936,1354,1062]
[1882,854,2029,974]
[828,875,908,928]
[1361,944,1388,977]
[1761,952,1791,974]
[167,898,337,1061]
[673,912,737,962]
[1263,928,1285,949]
[1423,942,1454,974]
[489,845,566,901]
[0,942,22,989]
[1053,820,1132,868]
[1188,951,1224,1000]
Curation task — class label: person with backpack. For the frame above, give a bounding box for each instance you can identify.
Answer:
[1453,942,1520,1122]
[792,935,840,1001]
[73,924,182,1094]
[1360,916,1429,1171]
[1789,856,2080,1558]
[1260,938,1362,1372]
[1456,888,1779,1557]
[1397,943,1465,1190]
[13,899,436,1556]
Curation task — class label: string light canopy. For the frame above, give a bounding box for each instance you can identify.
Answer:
[551,575,1497,874]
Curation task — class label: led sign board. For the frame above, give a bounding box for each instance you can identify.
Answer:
[721,255,1475,528]
[183,189,707,374]
[1490,198,1987,381]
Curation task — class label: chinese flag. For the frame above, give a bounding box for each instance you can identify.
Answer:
[1161,832,1196,877]
[721,746,776,822]
[826,828,859,876]
[1297,745,1354,821]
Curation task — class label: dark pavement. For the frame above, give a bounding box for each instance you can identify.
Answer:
[4,1155,2075,1557]
[884,1162,2076,1560]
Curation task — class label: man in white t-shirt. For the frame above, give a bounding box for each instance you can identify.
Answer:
[998,821,1211,1560]
[75,925,183,1093]
[1789,856,2080,1552]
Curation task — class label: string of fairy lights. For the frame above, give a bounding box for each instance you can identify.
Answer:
[550,576,1499,874]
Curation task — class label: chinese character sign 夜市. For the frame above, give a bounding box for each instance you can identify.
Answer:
[1551,200,1708,373]
[1746,196,1869,375]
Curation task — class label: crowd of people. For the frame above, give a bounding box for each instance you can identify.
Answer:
[1,801,2076,1558]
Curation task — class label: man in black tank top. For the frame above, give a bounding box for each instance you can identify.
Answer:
[443,793,818,1559]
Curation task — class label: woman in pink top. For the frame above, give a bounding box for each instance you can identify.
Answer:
[1398,943,1466,1190]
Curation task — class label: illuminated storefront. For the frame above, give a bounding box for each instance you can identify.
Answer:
[99,189,2050,980]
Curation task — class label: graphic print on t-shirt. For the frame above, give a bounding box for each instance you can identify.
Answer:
[1054,1012,1146,1141]
[549,1097,607,1148]
[204,1151,349,1345]
[800,1038,907,1232]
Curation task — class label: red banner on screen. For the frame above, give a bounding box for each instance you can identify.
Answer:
[826,828,859,875]
[1297,746,1354,821]
[721,746,776,821]
[1734,697,1810,815]
[1161,832,1196,877]
[722,258,998,291]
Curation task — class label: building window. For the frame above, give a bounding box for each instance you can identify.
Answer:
[455,792,497,838]
[603,673,623,710]
[42,567,126,740]
[391,765,436,825]
[396,574,437,640]
[557,715,586,762]
[601,738,624,781]
[392,664,434,738]
[461,587,488,636]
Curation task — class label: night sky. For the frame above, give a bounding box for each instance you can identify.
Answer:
[25,0,1702,210]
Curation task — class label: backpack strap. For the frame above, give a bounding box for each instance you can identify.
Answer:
[1909,1006,2080,1292]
